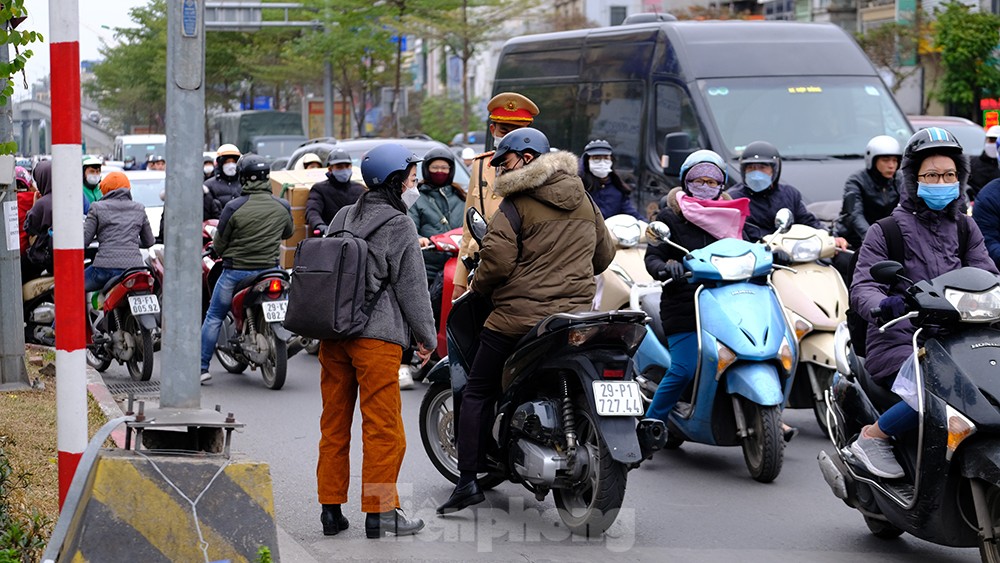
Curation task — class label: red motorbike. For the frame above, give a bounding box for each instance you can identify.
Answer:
[427,227,463,357]
[86,267,161,382]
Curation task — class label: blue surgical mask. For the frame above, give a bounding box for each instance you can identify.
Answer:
[328,169,352,184]
[745,170,772,193]
[916,182,960,211]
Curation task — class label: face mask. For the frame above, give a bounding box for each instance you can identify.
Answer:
[493,135,505,147]
[222,162,238,177]
[745,170,772,193]
[589,160,612,179]
[916,182,960,211]
[85,173,101,187]
[686,181,721,200]
[402,185,420,209]
[427,171,450,186]
[986,142,998,159]
[329,169,352,183]
[204,165,215,176]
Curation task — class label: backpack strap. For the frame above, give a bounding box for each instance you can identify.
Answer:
[499,198,523,259]
[958,214,970,267]
[875,216,904,264]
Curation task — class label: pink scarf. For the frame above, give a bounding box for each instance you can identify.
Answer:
[676,191,750,240]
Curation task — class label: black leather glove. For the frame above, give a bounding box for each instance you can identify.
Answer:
[875,295,906,323]
[771,248,792,266]
[655,260,685,282]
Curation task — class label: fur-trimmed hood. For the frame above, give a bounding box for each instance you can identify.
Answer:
[494,151,584,211]
[899,150,969,218]
[665,186,732,218]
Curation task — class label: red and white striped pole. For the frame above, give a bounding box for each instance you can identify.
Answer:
[49,0,86,509]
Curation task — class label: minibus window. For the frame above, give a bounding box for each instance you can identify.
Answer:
[577,81,644,171]
[655,83,702,155]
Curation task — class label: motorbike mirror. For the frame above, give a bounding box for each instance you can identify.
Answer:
[774,208,793,233]
[645,221,672,246]
[467,207,488,246]
[870,260,904,284]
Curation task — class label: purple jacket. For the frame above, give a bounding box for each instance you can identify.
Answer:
[850,151,998,383]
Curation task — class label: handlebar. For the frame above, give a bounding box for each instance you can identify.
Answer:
[878,311,918,333]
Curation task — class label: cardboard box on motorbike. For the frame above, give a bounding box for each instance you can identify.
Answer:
[269,169,327,268]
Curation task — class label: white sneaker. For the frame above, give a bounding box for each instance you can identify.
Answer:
[398,365,415,390]
[200,372,212,385]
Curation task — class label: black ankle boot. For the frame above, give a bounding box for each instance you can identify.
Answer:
[365,508,424,538]
[320,504,349,536]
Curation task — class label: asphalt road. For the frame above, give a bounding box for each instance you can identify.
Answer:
[97,352,981,562]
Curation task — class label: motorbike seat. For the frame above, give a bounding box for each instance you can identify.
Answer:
[852,351,901,413]
[516,310,647,348]
[233,268,289,295]
[101,267,152,294]
[638,291,669,347]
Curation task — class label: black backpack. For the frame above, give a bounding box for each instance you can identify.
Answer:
[846,215,970,355]
[283,205,398,340]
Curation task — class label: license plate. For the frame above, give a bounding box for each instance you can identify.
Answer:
[592,381,644,416]
[263,300,287,322]
[128,294,160,315]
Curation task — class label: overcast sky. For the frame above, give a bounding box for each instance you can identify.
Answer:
[15,0,147,100]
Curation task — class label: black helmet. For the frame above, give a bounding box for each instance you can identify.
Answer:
[583,139,613,158]
[237,153,270,186]
[739,140,781,186]
[904,127,963,160]
[420,147,456,186]
[361,143,421,188]
[326,148,352,167]
[490,127,550,167]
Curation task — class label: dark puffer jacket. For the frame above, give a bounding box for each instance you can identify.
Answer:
[851,151,997,384]
[203,173,242,220]
[471,151,615,335]
[215,178,294,270]
[727,181,821,242]
[972,177,1000,268]
[968,152,1000,200]
[83,188,155,269]
[305,175,365,232]
[837,168,901,249]
[645,187,747,336]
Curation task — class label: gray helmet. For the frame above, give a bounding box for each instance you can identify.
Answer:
[489,127,550,167]
[864,135,902,170]
[583,139,613,157]
[326,149,352,167]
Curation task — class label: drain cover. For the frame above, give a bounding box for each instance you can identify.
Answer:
[104,381,160,397]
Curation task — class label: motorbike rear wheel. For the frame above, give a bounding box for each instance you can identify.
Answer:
[259,320,287,390]
[553,396,628,537]
[124,316,155,382]
[86,345,112,372]
[215,313,248,374]
[978,483,1000,562]
[739,399,784,483]
[863,515,904,539]
[418,382,503,489]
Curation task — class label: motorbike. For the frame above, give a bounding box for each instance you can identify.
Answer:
[86,267,161,381]
[419,208,666,537]
[819,261,1000,561]
[23,274,56,346]
[631,221,799,483]
[595,214,653,312]
[763,209,848,436]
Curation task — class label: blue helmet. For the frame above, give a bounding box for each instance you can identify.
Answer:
[360,144,422,188]
[679,149,728,184]
[489,127,550,167]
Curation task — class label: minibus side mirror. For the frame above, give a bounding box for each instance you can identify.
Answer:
[662,132,695,178]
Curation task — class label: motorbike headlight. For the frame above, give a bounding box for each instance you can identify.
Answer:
[710,252,756,280]
[944,286,1000,322]
[611,223,641,248]
[789,236,822,263]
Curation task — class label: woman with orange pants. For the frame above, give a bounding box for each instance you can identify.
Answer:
[316,143,436,539]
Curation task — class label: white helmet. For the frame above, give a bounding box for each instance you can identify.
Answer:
[864,135,902,170]
[986,125,1000,140]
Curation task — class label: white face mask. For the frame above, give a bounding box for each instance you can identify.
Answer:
[986,142,998,159]
[204,164,215,176]
[85,173,101,186]
[589,160,612,179]
[222,162,238,177]
[493,135,504,147]
[402,185,420,209]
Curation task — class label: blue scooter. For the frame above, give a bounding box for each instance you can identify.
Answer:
[633,221,799,482]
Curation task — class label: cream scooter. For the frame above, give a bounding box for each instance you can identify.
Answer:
[595,214,653,311]
[764,209,848,436]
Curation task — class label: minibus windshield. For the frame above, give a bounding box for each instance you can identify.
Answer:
[697,76,911,160]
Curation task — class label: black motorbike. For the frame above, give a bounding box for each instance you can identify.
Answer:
[419,209,665,537]
[819,260,1000,561]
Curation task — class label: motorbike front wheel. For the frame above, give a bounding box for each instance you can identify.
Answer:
[124,315,155,382]
[553,396,628,537]
[978,483,1000,562]
[739,398,784,483]
[259,320,287,390]
[811,366,835,439]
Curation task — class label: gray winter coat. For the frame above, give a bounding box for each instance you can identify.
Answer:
[343,191,436,349]
[83,188,155,269]
[850,151,998,383]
